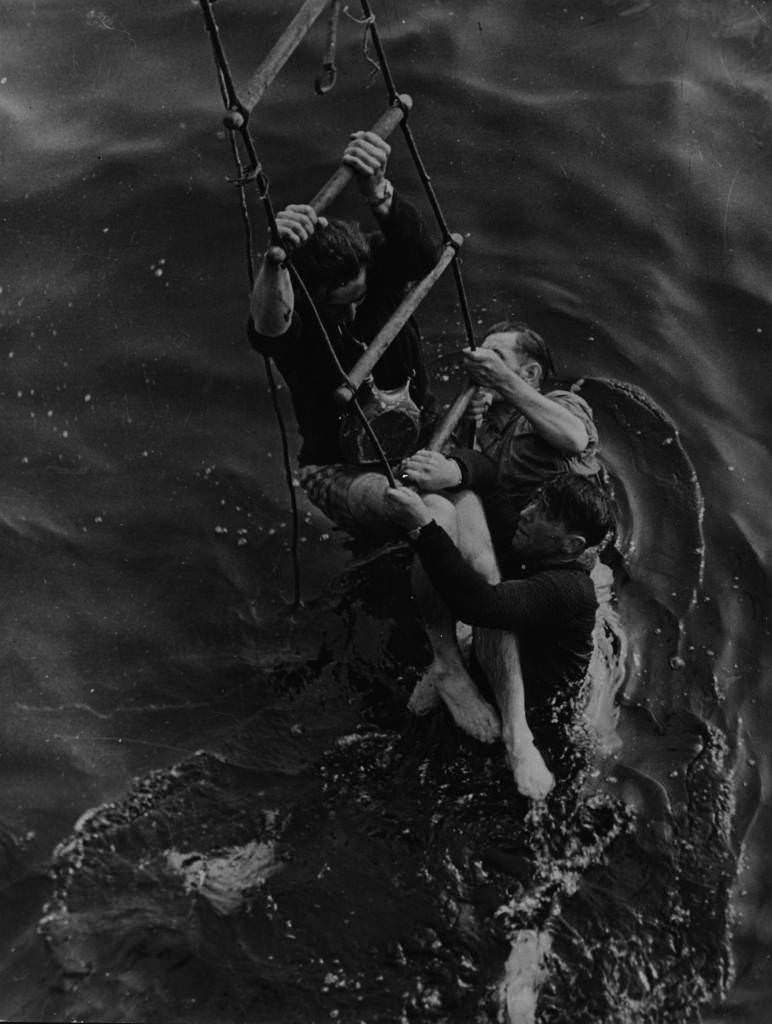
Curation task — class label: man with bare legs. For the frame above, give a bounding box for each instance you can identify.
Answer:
[397,322,601,795]
[385,474,614,798]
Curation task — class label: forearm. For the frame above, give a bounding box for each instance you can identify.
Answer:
[499,380,588,453]
[413,522,524,629]
[250,253,294,337]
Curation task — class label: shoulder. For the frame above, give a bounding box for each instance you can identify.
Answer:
[546,388,596,421]
[534,566,597,613]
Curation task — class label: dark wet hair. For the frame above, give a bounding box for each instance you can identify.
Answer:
[538,473,615,548]
[486,319,555,388]
[292,218,371,297]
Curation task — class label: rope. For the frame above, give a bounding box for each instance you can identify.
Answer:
[315,0,341,94]
[287,266,398,487]
[357,0,477,352]
[342,6,381,82]
[198,0,401,608]
[199,0,300,605]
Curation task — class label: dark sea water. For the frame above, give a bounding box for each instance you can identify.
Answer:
[1,1,771,1021]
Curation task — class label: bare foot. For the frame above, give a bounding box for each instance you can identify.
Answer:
[455,621,473,664]
[505,736,554,800]
[435,669,501,743]
[407,671,441,715]
[499,929,552,1023]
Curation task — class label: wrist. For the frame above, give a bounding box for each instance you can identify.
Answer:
[499,372,528,404]
[446,458,463,488]
[407,518,433,541]
[365,177,394,211]
[443,457,464,490]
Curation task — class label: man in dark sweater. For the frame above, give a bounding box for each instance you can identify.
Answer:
[249,129,439,536]
[385,473,614,797]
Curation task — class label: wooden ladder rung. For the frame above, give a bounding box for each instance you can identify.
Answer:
[309,95,413,214]
[334,233,463,405]
[242,0,331,113]
[427,384,477,451]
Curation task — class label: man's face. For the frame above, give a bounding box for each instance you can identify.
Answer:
[482,331,534,381]
[510,497,578,562]
[325,269,368,325]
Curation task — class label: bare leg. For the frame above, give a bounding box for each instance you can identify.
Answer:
[344,475,500,744]
[407,493,500,743]
[453,493,553,799]
[407,490,498,713]
[474,628,554,800]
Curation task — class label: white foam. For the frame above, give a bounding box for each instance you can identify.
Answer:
[498,930,552,1024]
[165,838,282,916]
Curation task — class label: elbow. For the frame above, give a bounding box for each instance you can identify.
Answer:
[251,300,292,339]
[559,427,589,455]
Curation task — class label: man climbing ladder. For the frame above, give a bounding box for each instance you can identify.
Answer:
[249,128,448,538]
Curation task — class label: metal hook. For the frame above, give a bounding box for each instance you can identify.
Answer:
[315,0,341,95]
[314,61,338,95]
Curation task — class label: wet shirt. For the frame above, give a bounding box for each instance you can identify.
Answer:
[450,390,600,564]
[248,193,437,466]
[413,520,597,706]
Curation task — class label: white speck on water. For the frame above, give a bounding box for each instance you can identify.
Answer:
[84,393,92,403]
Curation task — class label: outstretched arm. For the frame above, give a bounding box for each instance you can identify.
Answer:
[383,487,558,630]
[463,347,589,454]
[250,205,328,337]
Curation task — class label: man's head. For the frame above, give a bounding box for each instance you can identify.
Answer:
[511,473,614,563]
[482,320,555,391]
[292,218,370,325]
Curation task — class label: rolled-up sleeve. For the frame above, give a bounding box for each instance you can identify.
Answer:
[247,312,303,359]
